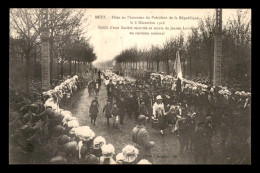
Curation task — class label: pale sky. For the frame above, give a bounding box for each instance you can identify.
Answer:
[81,8,251,64]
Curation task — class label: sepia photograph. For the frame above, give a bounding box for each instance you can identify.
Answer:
[9,8,251,164]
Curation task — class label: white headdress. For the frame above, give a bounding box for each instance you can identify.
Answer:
[122,145,139,163]
[93,136,106,149]
[101,144,115,158]
[137,159,152,164]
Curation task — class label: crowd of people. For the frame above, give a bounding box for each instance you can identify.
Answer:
[98,69,251,164]
[10,67,156,164]
[46,69,154,164]
[87,69,102,97]
[9,65,251,164]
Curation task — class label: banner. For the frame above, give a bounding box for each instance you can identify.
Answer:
[174,50,183,80]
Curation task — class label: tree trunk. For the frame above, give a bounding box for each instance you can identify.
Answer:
[166,59,169,75]
[69,59,72,75]
[74,60,77,74]
[157,61,159,72]
[190,57,192,77]
[25,54,30,93]
[50,42,53,83]
[209,55,212,83]
[78,61,80,73]
[34,49,37,79]
[57,58,59,79]
[61,60,64,78]
[147,59,149,71]
[183,59,185,77]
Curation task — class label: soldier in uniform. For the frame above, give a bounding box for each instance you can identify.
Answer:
[103,100,113,126]
[111,103,119,129]
[118,96,127,124]
[126,93,134,120]
[186,110,196,153]
[138,99,149,119]
[132,91,140,121]
[177,109,189,155]
[132,115,155,163]
[193,122,209,164]
[107,80,114,101]
[88,81,93,96]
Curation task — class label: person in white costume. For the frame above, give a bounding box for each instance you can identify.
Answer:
[152,95,166,135]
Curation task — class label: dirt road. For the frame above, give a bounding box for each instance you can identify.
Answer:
[61,75,227,164]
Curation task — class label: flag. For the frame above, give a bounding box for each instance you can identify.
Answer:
[174,50,183,80]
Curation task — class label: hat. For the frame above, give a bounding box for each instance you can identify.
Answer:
[122,145,139,163]
[70,126,95,141]
[116,153,125,163]
[85,154,99,164]
[93,136,106,149]
[156,95,163,100]
[101,144,115,158]
[137,115,148,124]
[137,159,152,164]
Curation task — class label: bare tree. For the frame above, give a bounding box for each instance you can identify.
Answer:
[223,9,251,88]
[46,8,86,81]
[198,14,215,82]
[10,8,41,92]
